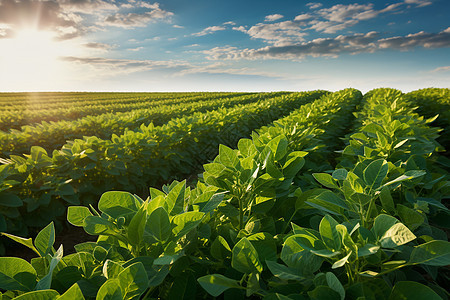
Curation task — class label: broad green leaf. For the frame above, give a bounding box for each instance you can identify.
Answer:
[34,222,55,257]
[118,262,149,300]
[35,245,63,290]
[409,240,450,266]
[165,180,186,215]
[98,191,139,219]
[168,272,197,300]
[0,193,23,207]
[58,283,85,299]
[211,236,232,260]
[332,251,352,269]
[146,207,171,242]
[267,135,288,162]
[218,144,239,169]
[103,260,125,279]
[14,290,59,300]
[332,169,348,181]
[247,232,278,263]
[313,173,339,189]
[380,223,416,248]
[200,192,225,214]
[308,286,341,300]
[172,211,204,237]
[380,170,426,189]
[96,279,123,300]
[379,187,395,213]
[197,274,241,297]
[372,214,399,239]
[326,272,345,300]
[67,206,93,227]
[83,216,118,237]
[127,202,148,246]
[266,260,304,281]
[319,215,341,251]
[1,233,39,256]
[238,138,255,157]
[0,257,37,291]
[358,244,380,257]
[363,159,388,191]
[397,204,424,231]
[203,163,227,177]
[389,281,442,300]
[232,237,263,274]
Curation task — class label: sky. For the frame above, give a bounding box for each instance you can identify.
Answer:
[0,0,449,92]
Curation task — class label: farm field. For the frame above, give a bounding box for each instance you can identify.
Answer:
[0,88,449,299]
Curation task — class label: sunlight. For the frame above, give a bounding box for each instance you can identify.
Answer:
[0,29,69,90]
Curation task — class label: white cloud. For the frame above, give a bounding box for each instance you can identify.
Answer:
[173,24,184,28]
[103,8,173,28]
[404,0,432,7]
[294,14,312,21]
[265,14,284,22]
[83,42,116,50]
[128,46,144,51]
[430,66,450,73]
[192,25,226,36]
[306,2,322,9]
[204,28,450,61]
[223,21,236,25]
[245,21,309,46]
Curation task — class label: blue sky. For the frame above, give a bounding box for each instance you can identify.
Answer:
[0,0,449,92]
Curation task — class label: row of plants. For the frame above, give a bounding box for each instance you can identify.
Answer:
[0,90,327,248]
[0,92,284,156]
[0,88,378,299]
[0,92,253,131]
[404,88,450,150]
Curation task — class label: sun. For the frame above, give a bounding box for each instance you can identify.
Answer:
[0,29,68,91]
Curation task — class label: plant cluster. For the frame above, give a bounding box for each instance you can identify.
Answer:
[0,88,449,299]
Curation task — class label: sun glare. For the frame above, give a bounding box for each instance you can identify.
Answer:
[0,29,70,91]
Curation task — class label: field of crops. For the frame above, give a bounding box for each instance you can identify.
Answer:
[0,88,449,299]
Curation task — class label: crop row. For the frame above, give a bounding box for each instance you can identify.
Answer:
[0,90,327,240]
[0,92,286,156]
[404,88,450,148]
[0,92,255,131]
[1,88,448,299]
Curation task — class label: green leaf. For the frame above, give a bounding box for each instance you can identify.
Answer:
[67,206,93,227]
[14,290,59,300]
[379,187,395,213]
[332,251,352,269]
[379,223,416,248]
[172,211,204,237]
[83,216,118,236]
[200,192,225,214]
[165,180,186,215]
[211,236,232,260]
[103,260,125,279]
[363,159,388,191]
[267,135,288,162]
[232,237,263,274]
[313,173,339,189]
[308,286,341,300]
[118,262,149,300]
[34,222,55,257]
[197,274,241,297]
[380,170,426,189]
[397,204,424,231]
[0,193,23,207]
[266,260,304,281]
[1,233,39,256]
[127,202,148,246]
[409,240,450,266]
[203,163,227,177]
[58,283,85,299]
[389,281,442,300]
[35,245,63,291]
[372,214,399,239]
[326,272,345,300]
[96,279,123,300]
[98,191,139,219]
[146,207,171,242]
[332,169,348,180]
[218,144,239,169]
[0,257,37,291]
[319,215,341,251]
[168,272,197,300]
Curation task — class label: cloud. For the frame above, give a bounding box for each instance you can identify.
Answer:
[404,0,432,7]
[223,21,236,25]
[306,2,322,9]
[378,27,450,50]
[265,14,284,22]
[103,6,173,28]
[59,0,118,13]
[173,24,184,28]
[294,14,312,21]
[204,28,450,61]
[83,42,116,50]
[244,21,309,46]
[174,62,283,79]
[192,25,226,36]
[430,66,450,73]
[128,46,144,51]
